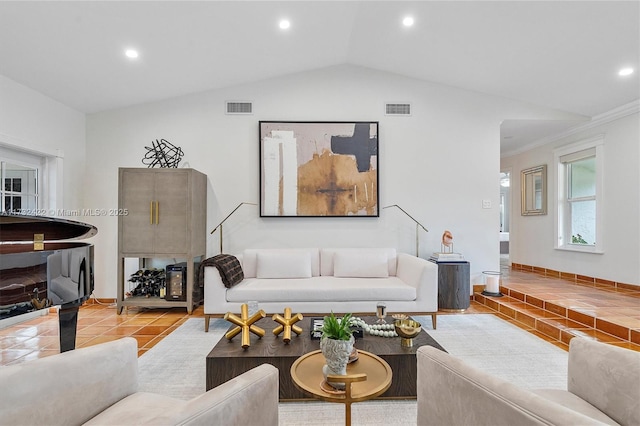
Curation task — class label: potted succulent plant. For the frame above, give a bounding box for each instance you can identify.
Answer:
[320,312,355,390]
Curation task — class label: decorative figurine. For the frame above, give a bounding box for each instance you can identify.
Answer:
[224,303,266,349]
[142,138,184,168]
[30,288,50,310]
[272,307,303,343]
[441,230,454,253]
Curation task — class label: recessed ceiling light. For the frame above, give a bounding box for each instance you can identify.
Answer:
[125,49,139,59]
[618,67,634,76]
[402,16,414,27]
[279,19,290,30]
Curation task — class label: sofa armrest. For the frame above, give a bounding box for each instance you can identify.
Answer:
[396,253,437,312]
[0,337,138,426]
[203,266,228,316]
[416,346,604,426]
[158,364,279,426]
[568,337,640,426]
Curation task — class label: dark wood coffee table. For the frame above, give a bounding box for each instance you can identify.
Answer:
[205,316,445,401]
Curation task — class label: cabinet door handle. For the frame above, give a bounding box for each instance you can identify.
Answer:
[150,201,154,224]
[155,201,159,224]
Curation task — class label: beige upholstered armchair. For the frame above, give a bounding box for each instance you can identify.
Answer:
[0,337,279,426]
[417,337,639,425]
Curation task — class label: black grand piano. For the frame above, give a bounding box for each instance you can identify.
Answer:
[0,213,96,352]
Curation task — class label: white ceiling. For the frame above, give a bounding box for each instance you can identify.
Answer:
[0,1,638,152]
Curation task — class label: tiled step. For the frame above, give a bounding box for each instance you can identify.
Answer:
[472,286,639,351]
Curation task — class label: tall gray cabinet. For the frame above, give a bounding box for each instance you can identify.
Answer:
[116,168,207,314]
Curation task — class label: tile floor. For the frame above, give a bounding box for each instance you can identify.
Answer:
[1,266,638,366]
[475,263,640,351]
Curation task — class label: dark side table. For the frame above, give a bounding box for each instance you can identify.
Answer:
[429,260,471,312]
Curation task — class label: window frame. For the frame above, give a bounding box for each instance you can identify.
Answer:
[1,160,40,215]
[553,135,604,254]
[0,138,63,215]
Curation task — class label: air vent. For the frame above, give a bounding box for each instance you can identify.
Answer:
[225,101,253,115]
[385,103,411,116]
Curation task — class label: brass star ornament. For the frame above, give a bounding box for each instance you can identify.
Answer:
[272,307,303,344]
[224,303,266,349]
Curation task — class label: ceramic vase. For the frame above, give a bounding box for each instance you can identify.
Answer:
[320,335,354,390]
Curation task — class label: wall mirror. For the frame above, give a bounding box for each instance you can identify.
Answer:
[521,164,547,215]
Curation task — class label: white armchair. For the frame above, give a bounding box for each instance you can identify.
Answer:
[417,337,640,425]
[0,337,279,426]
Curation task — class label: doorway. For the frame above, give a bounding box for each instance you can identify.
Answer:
[500,170,510,267]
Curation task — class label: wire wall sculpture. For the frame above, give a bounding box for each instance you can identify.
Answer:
[142,138,184,168]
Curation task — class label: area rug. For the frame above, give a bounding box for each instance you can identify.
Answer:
[138,314,568,425]
[413,314,568,390]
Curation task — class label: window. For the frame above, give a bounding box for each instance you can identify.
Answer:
[2,163,38,213]
[0,140,62,216]
[554,136,604,253]
[567,156,595,245]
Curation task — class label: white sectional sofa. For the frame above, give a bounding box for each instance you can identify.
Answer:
[203,247,438,331]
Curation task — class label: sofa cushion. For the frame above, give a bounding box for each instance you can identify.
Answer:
[334,250,389,278]
[242,249,320,278]
[85,392,185,425]
[256,251,312,279]
[532,389,619,426]
[0,337,139,426]
[226,276,416,303]
[50,276,81,303]
[320,248,397,276]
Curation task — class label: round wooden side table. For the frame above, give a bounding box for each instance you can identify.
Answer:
[290,349,392,426]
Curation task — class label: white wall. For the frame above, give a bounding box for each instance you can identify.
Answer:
[0,74,86,210]
[86,64,583,298]
[502,111,640,285]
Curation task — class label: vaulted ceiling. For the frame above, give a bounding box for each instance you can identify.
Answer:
[1,1,638,153]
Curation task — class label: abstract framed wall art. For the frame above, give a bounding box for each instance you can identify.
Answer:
[259,121,379,217]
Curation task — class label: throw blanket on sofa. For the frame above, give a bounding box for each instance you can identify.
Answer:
[199,254,244,288]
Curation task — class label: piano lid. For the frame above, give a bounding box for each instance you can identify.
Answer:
[0,213,98,242]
